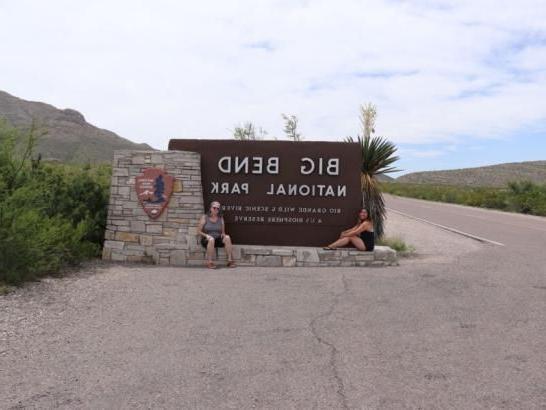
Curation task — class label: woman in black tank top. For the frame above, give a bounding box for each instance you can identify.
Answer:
[323,208,374,251]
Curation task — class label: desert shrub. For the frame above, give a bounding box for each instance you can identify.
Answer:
[377,236,414,254]
[7,163,111,244]
[506,181,546,216]
[0,120,110,284]
[0,207,97,283]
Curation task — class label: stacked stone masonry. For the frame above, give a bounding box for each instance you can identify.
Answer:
[102,150,398,267]
[195,245,398,267]
[102,150,205,265]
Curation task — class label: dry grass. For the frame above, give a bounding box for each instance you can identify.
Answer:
[0,283,11,295]
[378,236,415,255]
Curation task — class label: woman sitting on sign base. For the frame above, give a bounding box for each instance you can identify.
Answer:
[323,208,375,251]
[198,200,236,269]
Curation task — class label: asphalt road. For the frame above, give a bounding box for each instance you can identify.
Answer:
[1,197,545,409]
[386,194,546,252]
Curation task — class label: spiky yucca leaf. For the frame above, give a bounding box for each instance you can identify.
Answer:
[346,135,400,176]
[346,135,400,238]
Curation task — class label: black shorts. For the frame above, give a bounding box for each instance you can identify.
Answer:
[201,236,225,248]
[359,232,375,252]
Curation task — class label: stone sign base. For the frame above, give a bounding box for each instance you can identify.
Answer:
[113,239,397,268]
[173,244,396,268]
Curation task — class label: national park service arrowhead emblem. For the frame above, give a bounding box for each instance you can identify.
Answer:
[135,168,174,219]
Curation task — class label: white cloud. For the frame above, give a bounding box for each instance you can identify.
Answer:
[0,0,545,150]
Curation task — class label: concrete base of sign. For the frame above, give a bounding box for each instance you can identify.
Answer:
[184,244,398,267]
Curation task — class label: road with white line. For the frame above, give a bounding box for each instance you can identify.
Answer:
[387,194,546,251]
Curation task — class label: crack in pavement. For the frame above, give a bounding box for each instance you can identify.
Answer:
[309,274,350,410]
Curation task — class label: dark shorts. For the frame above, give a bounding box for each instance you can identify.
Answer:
[201,236,225,248]
[359,232,375,252]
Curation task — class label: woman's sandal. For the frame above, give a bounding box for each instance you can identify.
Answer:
[227,260,236,268]
[206,261,217,269]
[322,246,336,250]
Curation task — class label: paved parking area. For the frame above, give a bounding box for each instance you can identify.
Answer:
[1,209,545,409]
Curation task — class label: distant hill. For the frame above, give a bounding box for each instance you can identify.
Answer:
[397,161,546,187]
[377,174,395,182]
[0,90,153,163]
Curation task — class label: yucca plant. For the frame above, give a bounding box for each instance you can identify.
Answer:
[346,104,399,238]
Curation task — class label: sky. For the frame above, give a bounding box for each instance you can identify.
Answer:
[1,0,545,175]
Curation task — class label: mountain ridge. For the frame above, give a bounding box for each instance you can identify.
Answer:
[0,90,153,163]
[396,160,546,187]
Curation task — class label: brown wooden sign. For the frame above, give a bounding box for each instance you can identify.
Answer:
[168,139,362,246]
[135,168,174,219]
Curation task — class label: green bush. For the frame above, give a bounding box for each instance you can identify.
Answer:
[0,120,111,285]
[506,181,546,215]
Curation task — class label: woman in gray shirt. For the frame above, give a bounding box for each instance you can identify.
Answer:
[197,201,236,269]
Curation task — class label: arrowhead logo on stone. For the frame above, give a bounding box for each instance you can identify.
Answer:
[135,168,174,219]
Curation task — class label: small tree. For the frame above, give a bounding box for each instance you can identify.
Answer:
[281,113,302,141]
[346,103,399,239]
[0,119,42,194]
[233,122,267,140]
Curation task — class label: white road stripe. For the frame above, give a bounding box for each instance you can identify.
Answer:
[387,207,505,246]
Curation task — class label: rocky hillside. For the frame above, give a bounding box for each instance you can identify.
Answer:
[397,161,546,187]
[0,90,152,163]
[377,174,394,182]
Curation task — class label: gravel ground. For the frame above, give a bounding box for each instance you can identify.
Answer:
[384,209,482,262]
[1,211,544,409]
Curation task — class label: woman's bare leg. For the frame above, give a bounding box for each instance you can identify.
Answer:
[206,238,215,262]
[349,236,367,251]
[223,235,234,261]
[326,236,351,249]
